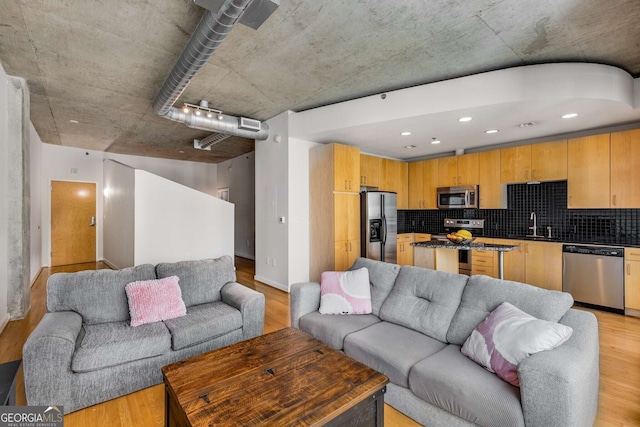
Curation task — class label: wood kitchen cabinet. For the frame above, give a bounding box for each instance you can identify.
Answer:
[438,153,479,187]
[408,159,438,209]
[567,134,610,208]
[492,239,562,290]
[309,143,361,281]
[477,149,503,208]
[380,158,408,209]
[624,248,640,312]
[471,237,497,276]
[397,233,431,266]
[611,129,640,208]
[360,154,380,187]
[333,143,360,192]
[500,140,567,183]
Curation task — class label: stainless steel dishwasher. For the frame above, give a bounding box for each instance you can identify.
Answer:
[562,244,624,314]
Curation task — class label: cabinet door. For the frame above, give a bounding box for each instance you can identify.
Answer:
[360,154,380,187]
[334,193,360,241]
[500,146,531,183]
[334,241,351,271]
[494,239,525,282]
[422,159,439,209]
[347,239,360,266]
[611,129,640,208]
[457,153,479,186]
[438,157,458,186]
[567,134,610,208]
[531,140,567,181]
[396,161,408,209]
[626,260,640,310]
[397,234,413,266]
[524,241,563,291]
[333,144,360,192]
[472,237,497,277]
[380,159,408,209]
[478,150,502,208]
[408,161,424,209]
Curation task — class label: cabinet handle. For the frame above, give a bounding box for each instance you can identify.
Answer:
[453,177,457,185]
[533,170,537,180]
[349,242,352,251]
[630,252,640,257]
[364,176,367,185]
[613,195,617,206]
[526,170,530,180]
[345,180,348,189]
[458,176,461,185]
[627,263,631,275]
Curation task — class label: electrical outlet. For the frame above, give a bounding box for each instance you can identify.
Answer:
[266,256,270,264]
[272,258,276,267]
[246,240,250,246]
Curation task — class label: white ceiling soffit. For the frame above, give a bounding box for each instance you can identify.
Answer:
[289,63,640,160]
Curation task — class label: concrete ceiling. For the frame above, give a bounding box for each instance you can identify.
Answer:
[1,0,639,163]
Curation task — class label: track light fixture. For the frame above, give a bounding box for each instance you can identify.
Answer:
[181,101,223,119]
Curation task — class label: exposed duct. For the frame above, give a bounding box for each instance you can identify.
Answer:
[152,0,272,140]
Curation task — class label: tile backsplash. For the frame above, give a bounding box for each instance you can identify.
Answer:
[398,181,640,246]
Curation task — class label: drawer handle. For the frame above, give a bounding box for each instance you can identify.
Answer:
[628,263,631,276]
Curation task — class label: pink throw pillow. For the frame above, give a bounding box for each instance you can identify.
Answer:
[125,276,187,327]
[319,268,372,315]
[461,302,573,386]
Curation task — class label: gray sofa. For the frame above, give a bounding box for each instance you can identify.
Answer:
[290,258,599,427]
[23,256,265,413]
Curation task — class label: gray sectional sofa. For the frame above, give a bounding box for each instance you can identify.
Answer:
[290,258,599,427]
[23,256,265,413]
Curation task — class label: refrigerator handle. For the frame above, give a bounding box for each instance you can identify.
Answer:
[465,191,470,207]
[381,194,387,245]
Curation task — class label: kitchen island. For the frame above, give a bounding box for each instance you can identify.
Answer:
[411,240,519,279]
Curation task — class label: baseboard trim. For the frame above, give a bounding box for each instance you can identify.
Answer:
[101,259,119,270]
[254,275,289,293]
[0,314,10,336]
[30,266,45,288]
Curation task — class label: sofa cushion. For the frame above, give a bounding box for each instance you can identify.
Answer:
[319,268,372,315]
[72,321,171,373]
[462,302,573,387]
[446,274,574,346]
[349,258,401,316]
[156,256,236,308]
[298,312,380,350]
[379,266,468,342]
[47,264,157,325]
[409,344,524,427]
[344,321,446,387]
[163,301,243,350]
[125,276,187,327]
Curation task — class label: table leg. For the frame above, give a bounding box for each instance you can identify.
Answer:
[498,252,504,280]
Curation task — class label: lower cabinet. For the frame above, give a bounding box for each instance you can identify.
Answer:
[471,238,497,277]
[334,240,360,271]
[491,239,562,291]
[625,248,640,311]
[397,233,431,266]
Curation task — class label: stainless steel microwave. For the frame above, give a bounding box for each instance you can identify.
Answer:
[437,185,479,209]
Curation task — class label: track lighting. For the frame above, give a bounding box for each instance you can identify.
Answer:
[181,101,223,119]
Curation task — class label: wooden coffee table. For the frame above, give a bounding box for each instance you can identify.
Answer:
[162,327,389,426]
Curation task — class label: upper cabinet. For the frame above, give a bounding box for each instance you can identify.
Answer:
[477,150,503,209]
[408,159,438,209]
[333,144,360,192]
[567,134,610,208]
[438,153,479,186]
[500,140,567,183]
[380,158,408,209]
[611,129,640,208]
[360,154,380,187]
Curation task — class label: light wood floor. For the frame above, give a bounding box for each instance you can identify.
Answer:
[1,258,639,426]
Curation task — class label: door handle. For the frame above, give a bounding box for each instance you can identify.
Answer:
[90,216,96,227]
[613,194,617,206]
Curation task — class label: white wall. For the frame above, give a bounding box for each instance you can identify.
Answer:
[29,122,42,282]
[104,152,218,197]
[134,170,234,265]
[103,160,135,269]
[0,64,9,330]
[255,111,290,290]
[217,152,255,259]
[288,138,320,284]
[40,144,105,266]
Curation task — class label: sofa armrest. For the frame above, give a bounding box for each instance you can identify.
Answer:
[290,282,321,329]
[518,309,599,427]
[22,311,83,409]
[221,282,265,339]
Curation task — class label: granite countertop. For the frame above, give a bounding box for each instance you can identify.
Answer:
[411,240,519,252]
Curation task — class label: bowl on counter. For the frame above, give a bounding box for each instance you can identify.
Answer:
[447,236,475,245]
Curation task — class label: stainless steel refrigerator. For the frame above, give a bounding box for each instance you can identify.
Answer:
[361,191,397,263]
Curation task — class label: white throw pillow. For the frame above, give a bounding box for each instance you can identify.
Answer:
[461,301,573,386]
[319,268,372,315]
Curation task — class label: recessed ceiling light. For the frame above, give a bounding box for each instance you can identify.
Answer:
[400,131,412,136]
[69,119,79,124]
[458,117,472,122]
[518,122,536,128]
[562,113,578,119]
[431,138,441,144]
[485,129,499,134]
[404,145,416,149]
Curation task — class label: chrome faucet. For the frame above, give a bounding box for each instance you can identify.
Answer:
[529,212,540,237]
